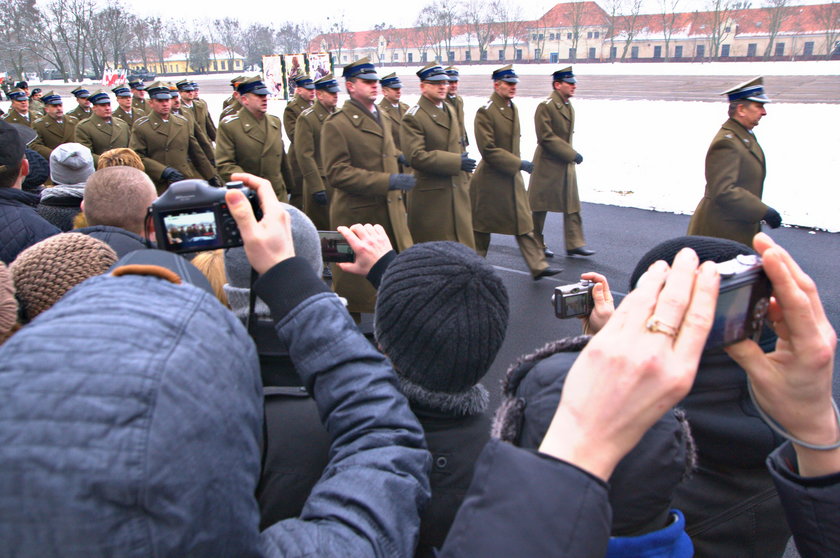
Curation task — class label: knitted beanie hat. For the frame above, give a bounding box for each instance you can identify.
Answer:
[629,235,754,291]
[23,148,50,192]
[50,143,95,185]
[375,241,510,416]
[11,234,118,320]
[0,262,17,341]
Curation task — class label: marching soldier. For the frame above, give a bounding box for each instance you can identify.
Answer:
[112,85,145,127]
[129,82,217,193]
[471,65,561,280]
[67,87,92,121]
[74,90,131,167]
[2,89,34,127]
[400,63,475,248]
[178,79,216,142]
[688,77,780,246]
[28,88,45,117]
[215,76,292,200]
[444,66,468,149]
[295,73,340,230]
[128,79,148,113]
[31,91,79,161]
[321,57,415,315]
[170,84,215,166]
[528,67,594,258]
[283,74,315,210]
[220,75,246,120]
[378,73,409,171]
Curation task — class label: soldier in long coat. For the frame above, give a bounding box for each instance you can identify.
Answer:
[30,92,78,161]
[188,82,217,142]
[322,58,414,314]
[28,88,45,118]
[295,74,339,230]
[74,90,130,168]
[400,64,475,248]
[283,75,315,211]
[216,76,291,200]
[112,85,145,127]
[471,66,559,279]
[688,77,780,246]
[129,82,217,194]
[2,89,35,127]
[170,87,215,166]
[378,73,409,172]
[66,87,92,122]
[128,79,148,113]
[528,68,594,258]
[444,67,468,149]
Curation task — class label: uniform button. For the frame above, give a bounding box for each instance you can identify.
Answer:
[435,456,448,469]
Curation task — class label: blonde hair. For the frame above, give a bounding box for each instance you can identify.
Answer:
[191,250,229,308]
[96,148,144,170]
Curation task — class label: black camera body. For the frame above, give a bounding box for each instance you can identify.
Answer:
[553,280,595,319]
[706,254,771,350]
[150,179,262,254]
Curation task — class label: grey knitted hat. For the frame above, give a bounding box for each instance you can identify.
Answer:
[50,143,95,185]
[375,241,510,416]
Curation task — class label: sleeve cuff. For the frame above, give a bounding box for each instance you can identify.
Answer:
[366,250,397,289]
[254,257,331,323]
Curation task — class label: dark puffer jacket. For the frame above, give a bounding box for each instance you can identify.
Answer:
[74,225,150,257]
[0,187,59,264]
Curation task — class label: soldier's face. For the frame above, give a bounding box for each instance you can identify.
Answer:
[132,89,145,99]
[31,92,42,101]
[494,80,516,100]
[739,101,767,129]
[347,78,378,105]
[92,103,112,118]
[171,95,180,110]
[555,81,576,99]
[78,97,91,108]
[45,103,63,119]
[150,98,171,117]
[297,87,315,101]
[448,80,459,95]
[117,96,132,110]
[242,92,268,115]
[420,81,448,103]
[11,99,28,114]
[382,87,401,104]
[316,90,338,110]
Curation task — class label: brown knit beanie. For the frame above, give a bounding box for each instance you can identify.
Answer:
[11,234,118,320]
[0,262,18,342]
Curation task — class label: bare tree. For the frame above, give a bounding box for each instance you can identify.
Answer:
[700,0,735,58]
[617,0,644,60]
[214,17,243,71]
[814,1,840,58]
[491,0,527,61]
[417,0,459,62]
[324,14,351,63]
[97,1,136,69]
[389,27,415,63]
[463,0,495,61]
[566,0,588,59]
[1,0,40,78]
[660,0,681,59]
[603,0,622,60]
[241,23,276,69]
[276,22,320,54]
[415,8,438,62]
[189,35,210,73]
[530,19,550,61]
[131,16,151,71]
[147,17,169,74]
[762,0,793,58]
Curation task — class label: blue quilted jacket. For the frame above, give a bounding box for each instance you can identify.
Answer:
[0,187,59,264]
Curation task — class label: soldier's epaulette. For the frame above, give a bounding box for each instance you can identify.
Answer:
[483,100,493,110]
[221,115,238,124]
[171,113,188,122]
[406,105,420,117]
[543,97,553,105]
[134,115,151,127]
[301,107,314,117]
[32,116,47,126]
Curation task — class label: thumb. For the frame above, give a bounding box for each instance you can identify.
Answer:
[724,338,767,379]
[225,188,257,241]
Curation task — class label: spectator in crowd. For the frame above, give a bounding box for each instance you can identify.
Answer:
[191,250,229,307]
[0,120,59,264]
[74,166,156,256]
[37,143,95,231]
[10,233,117,321]
[96,147,144,170]
[0,172,431,557]
[22,147,50,193]
[0,262,18,344]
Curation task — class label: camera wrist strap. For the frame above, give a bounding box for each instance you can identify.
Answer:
[247,267,258,339]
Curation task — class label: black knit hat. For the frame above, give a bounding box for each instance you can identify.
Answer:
[629,235,755,291]
[22,149,49,192]
[375,241,509,416]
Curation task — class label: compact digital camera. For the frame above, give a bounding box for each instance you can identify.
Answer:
[553,280,595,319]
[317,231,355,263]
[706,254,772,350]
[150,179,262,254]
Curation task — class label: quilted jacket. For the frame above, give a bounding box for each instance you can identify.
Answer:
[0,187,60,264]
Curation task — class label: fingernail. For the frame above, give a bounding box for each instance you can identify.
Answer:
[699,261,718,275]
[648,260,669,272]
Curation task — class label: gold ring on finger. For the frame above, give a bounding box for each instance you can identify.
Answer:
[646,316,679,338]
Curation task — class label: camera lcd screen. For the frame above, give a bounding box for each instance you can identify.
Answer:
[318,231,355,263]
[707,283,753,349]
[563,292,590,318]
[161,209,222,251]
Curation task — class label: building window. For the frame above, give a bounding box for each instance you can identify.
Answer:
[515,49,523,60]
[724,26,731,32]
[631,46,639,59]
[448,51,455,61]
[342,55,348,62]
[499,49,505,60]
[221,60,226,70]
[804,41,814,55]
[587,31,593,38]
[675,45,683,58]
[653,45,662,58]
[213,61,217,71]
[594,31,600,38]
[569,47,576,60]
[747,43,757,57]
[610,46,617,59]
[588,47,596,59]
[534,48,541,59]
[393,52,399,61]
[538,34,544,41]
[567,32,572,39]
[408,53,413,62]
[550,33,555,40]
[465,50,471,61]
[696,44,705,58]
[481,50,488,61]
[550,52,559,63]
[775,42,785,56]
[532,34,538,40]
[721,44,730,57]
[421,52,427,62]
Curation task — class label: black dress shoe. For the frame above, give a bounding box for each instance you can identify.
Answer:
[533,267,563,281]
[566,247,596,257]
[543,246,555,258]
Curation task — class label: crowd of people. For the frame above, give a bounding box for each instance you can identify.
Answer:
[0,62,837,558]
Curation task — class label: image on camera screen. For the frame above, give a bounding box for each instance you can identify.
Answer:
[319,232,355,263]
[564,292,589,317]
[162,209,221,250]
[707,283,753,348]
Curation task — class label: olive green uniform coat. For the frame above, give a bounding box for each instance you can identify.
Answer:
[219,98,240,121]
[471,92,533,235]
[283,94,312,210]
[378,98,409,154]
[29,99,45,117]
[688,118,769,246]
[129,111,216,193]
[322,99,413,313]
[132,97,148,113]
[294,100,332,230]
[187,98,216,142]
[31,114,79,160]
[215,107,291,200]
[400,96,474,248]
[74,113,131,167]
[173,108,215,166]
[113,106,145,127]
[445,93,468,148]
[528,91,580,214]
[66,105,92,122]
[2,109,35,127]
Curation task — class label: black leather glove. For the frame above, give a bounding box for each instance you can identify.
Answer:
[520,160,534,174]
[574,153,583,165]
[397,154,410,168]
[763,207,782,229]
[207,176,222,188]
[388,174,416,191]
[312,190,328,206]
[460,153,477,173]
[161,167,185,183]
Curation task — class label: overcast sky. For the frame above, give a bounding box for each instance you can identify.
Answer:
[127,0,828,35]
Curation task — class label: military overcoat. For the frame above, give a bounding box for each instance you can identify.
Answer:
[74,114,131,166]
[29,99,45,117]
[471,92,533,236]
[219,98,240,121]
[445,93,469,148]
[688,118,769,246]
[131,97,148,113]
[294,100,332,230]
[66,105,91,122]
[322,99,413,313]
[31,115,79,160]
[129,111,216,192]
[191,98,216,142]
[283,94,312,208]
[2,110,34,127]
[400,96,474,248]
[215,107,291,200]
[174,108,215,166]
[113,106,145,127]
[528,90,580,214]
[378,98,409,155]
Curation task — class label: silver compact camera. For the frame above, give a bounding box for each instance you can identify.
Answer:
[552,280,595,319]
[706,254,772,350]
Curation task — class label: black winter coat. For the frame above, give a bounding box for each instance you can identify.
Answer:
[0,187,59,264]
